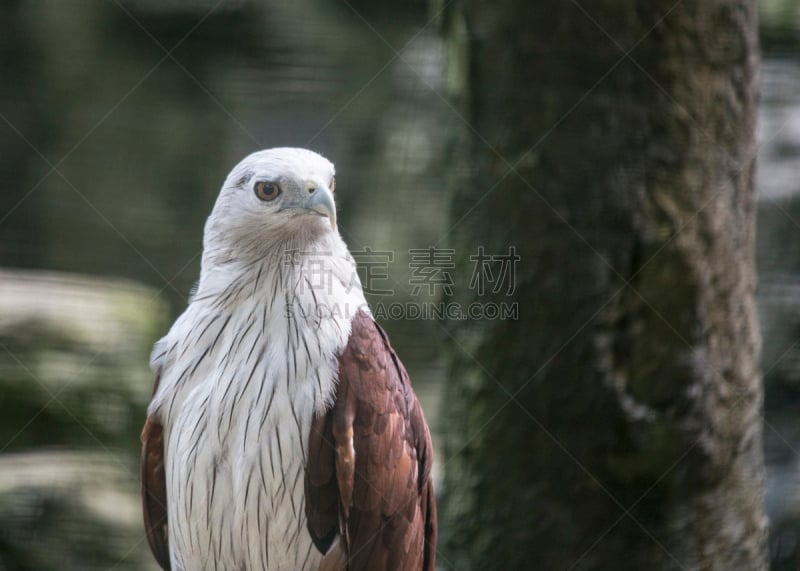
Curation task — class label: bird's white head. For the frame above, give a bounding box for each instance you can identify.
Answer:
[202,147,338,266]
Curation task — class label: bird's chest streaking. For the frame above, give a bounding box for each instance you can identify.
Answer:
[149,252,366,571]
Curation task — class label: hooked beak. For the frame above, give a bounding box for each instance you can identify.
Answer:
[281,184,337,230]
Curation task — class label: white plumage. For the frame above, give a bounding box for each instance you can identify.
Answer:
[148,149,367,570]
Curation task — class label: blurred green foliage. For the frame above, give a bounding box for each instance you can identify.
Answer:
[760,0,800,51]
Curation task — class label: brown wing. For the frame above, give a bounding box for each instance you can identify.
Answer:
[306,311,437,571]
[141,374,171,570]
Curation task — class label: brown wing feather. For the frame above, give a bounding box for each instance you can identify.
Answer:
[305,311,437,571]
[141,374,171,570]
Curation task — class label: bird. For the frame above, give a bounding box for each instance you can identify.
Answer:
[140,148,437,571]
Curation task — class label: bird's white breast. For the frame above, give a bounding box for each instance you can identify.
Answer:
[149,239,367,571]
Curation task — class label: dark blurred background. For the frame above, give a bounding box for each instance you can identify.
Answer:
[0,1,797,569]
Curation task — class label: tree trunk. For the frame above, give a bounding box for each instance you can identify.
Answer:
[440,1,767,570]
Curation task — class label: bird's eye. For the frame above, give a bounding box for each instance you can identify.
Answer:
[254,181,281,201]
[329,177,336,193]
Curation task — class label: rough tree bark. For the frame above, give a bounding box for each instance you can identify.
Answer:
[441,1,767,570]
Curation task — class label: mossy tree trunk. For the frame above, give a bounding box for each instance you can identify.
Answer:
[441,1,767,569]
